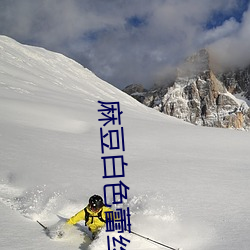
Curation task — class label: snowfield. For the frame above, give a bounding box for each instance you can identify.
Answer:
[0,36,250,250]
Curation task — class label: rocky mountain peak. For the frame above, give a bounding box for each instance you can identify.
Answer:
[177,48,210,78]
[123,49,250,130]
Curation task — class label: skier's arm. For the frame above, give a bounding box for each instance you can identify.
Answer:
[102,206,119,220]
[103,206,113,213]
[67,209,85,225]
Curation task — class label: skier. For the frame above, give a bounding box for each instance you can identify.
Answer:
[66,194,113,239]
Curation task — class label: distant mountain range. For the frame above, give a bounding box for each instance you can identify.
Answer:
[123,49,250,130]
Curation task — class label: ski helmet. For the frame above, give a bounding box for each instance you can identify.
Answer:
[89,195,104,211]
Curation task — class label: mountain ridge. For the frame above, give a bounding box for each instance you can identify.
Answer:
[123,49,250,130]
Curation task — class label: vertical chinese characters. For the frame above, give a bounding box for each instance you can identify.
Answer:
[98,101,131,249]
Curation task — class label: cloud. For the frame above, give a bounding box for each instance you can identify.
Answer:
[209,4,250,69]
[0,0,249,88]
[200,18,240,45]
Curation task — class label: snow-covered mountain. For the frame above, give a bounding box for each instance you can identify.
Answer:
[124,49,250,130]
[1,36,250,250]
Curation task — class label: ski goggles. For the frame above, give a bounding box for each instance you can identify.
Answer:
[89,204,100,212]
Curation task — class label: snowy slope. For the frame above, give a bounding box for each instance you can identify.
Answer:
[0,36,250,250]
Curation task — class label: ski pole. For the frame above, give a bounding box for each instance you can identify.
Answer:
[130,230,181,250]
[37,220,48,230]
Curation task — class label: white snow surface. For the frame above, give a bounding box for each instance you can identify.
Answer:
[0,35,250,250]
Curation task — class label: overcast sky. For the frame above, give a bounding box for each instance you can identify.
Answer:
[0,0,249,89]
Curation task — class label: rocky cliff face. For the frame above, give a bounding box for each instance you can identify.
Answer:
[217,66,250,99]
[123,49,250,130]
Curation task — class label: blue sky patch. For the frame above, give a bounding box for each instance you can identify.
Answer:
[206,0,249,29]
[126,15,147,28]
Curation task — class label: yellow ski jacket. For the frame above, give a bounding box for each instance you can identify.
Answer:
[67,206,113,233]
